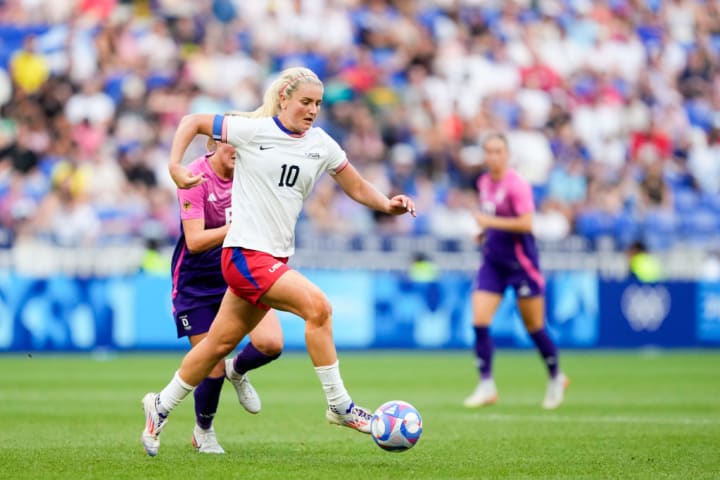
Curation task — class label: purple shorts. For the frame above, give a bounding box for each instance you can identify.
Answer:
[475,259,545,298]
[174,302,221,338]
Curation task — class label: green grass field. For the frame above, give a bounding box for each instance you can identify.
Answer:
[2,350,719,479]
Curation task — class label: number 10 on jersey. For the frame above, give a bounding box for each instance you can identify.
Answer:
[278,164,299,187]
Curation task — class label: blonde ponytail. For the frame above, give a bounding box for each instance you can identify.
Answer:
[225,67,322,119]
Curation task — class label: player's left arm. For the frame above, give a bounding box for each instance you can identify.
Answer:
[333,162,416,217]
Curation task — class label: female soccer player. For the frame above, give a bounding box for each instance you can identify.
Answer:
[464,132,568,410]
[171,139,283,453]
[141,66,416,456]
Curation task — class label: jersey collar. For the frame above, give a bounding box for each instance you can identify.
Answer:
[273,116,306,138]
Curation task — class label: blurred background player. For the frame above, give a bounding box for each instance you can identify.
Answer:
[170,138,283,453]
[464,132,568,410]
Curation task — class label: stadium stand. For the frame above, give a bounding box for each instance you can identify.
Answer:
[0,1,718,274]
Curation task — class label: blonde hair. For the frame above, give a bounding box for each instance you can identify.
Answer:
[225,67,323,119]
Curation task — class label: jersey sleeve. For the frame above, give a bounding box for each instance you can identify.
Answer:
[509,173,535,215]
[222,115,259,147]
[177,179,207,221]
[321,129,349,175]
[177,157,207,220]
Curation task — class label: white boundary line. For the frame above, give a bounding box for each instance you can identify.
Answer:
[460,413,720,426]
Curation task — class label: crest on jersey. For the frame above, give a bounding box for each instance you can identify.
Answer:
[182,200,192,211]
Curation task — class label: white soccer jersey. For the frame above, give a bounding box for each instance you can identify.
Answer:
[218,115,348,257]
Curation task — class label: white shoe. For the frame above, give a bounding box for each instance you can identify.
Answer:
[225,359,261,414]
[141,393,169,457]
[326,402,372,434]
[542,372,569,410]
[463,379,498,408]
[192,425,225,454]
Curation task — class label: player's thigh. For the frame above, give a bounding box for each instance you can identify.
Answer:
[189,332,207,348]
[248,309,283,354]
[517,295,545,332]
[208,289,268,347]
[260,269,330,321]
[472,290,504,326]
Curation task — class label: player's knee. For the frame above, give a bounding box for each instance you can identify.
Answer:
[252,336,283,358]
[213,338,237,358]
[521,313,545,332]
[303,295,333,328]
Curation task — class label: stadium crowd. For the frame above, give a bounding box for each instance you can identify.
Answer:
[1,0,719,253]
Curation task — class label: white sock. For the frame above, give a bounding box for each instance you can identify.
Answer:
[158,371,194,414]
[314,361,352,412]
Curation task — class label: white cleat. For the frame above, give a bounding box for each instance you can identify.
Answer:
[326,402,372,434]
[463,378,499,408]
[225,359,261,414]
[542,372,569,410]
[192,425,225,454]
[141,393,168,457]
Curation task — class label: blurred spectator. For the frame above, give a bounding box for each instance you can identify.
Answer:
[408,251,438,283]
[0,68,12,107]
[534,200,572,242]
[341,102,386,166]
[0,0,717,255]
[506,113,553,186]
[678,46,714,101]
[303,175,374,235]
[9,35,49,96]
[387,143,418,195]
[627,240,663,283]
[428,186,478,239]
[636,160,674,214]
[543,156,587,235]
[0,170,40,236]
[27,160,101,246]
[140,237,171,275]
[78,0,118,22]
[688,127,720,195]
[64,77,115,128]
[630,116,673,165]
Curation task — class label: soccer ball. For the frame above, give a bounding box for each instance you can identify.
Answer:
[370,400,423,452]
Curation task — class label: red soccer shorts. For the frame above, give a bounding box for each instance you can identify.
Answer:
[221,247,290,311]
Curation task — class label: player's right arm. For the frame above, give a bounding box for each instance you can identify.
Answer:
[169,114,216,189]
[176,154,231,254]
[474,211,533,233]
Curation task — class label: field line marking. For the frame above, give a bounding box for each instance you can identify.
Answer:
[465,413,720,427]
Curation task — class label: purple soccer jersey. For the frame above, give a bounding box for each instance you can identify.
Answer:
[170,154,232,319]
[475,168,544,296]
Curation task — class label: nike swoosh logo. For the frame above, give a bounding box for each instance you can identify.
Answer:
[259,145,274,150]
